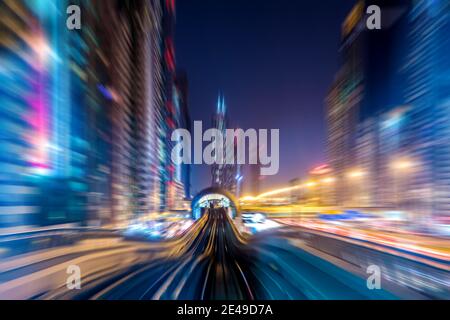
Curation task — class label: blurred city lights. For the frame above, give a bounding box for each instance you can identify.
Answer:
[347,170,366,179]
[391,158,417,171]
[321,177,336,184]
[304,181,317,188]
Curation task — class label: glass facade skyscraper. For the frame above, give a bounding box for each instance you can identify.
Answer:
[327,0,450,227]
[0,0,189,230]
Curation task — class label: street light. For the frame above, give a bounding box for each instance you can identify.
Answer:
[321,177,336,184]
[304,181,317,188]
[347,170,366,179]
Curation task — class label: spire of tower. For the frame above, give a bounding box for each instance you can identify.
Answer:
[216,92,226,114]
[221,95,226,114]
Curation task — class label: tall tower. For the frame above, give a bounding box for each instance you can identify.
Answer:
[211,93,239,194]
[211,94,228,187]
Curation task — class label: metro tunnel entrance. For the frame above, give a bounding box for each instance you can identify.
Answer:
[191,187,240,220]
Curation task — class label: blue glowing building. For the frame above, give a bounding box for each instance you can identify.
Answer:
[0,1,43,228]
[0,0,183,229]
[211,94,241,196]
[327,0,411,207]
[402,0,450,222]
[328,0,450,227]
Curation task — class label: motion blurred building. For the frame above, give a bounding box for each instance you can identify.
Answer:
[0,0,43,228]
[162,0,184,211]
[327,0,410,208]
[174,71,192,202]
[0,0,97,228]
[309,165,336,206]
[0,0,189,230]
[244,163,261,197]
[211,94,241,196]
[287,165,335,206]
[100,0,170,224]
[289,178,302,204]
[403,0,450,223]
[326,0,450,225]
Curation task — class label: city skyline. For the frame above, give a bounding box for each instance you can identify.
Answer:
[0,0,448,304]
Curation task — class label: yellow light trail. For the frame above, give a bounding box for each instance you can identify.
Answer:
[255,185,302,199]
[241,177,336,201]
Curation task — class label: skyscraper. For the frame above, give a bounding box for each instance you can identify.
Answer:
[0,0,182,229]
[211,94,239,194]
[101,0,179,221]
[212,94,228,187]
[402,0,450,222]
[175,71,191,201]
[327,0,410,208]
[0,0,43,228]
[97,0,168,225]
[326,2,365,207]
[327,0,450,227]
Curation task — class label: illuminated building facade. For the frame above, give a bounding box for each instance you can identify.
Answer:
[0,1,43,228]
[309,165,336,206]
[402,0,450,222]
[0,0,96,228]
[162,0,189,211]
[327,0,410,208]
[175,71,192,201]
[98,0,184,220]
[93,0,169,225]
[0,0,186,229]
[326,2,364,207]
[328,0,450,226]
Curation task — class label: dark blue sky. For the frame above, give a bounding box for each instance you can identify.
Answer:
[175,0,356,195]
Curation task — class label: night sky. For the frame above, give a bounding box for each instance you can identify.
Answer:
[175,0,357,195]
